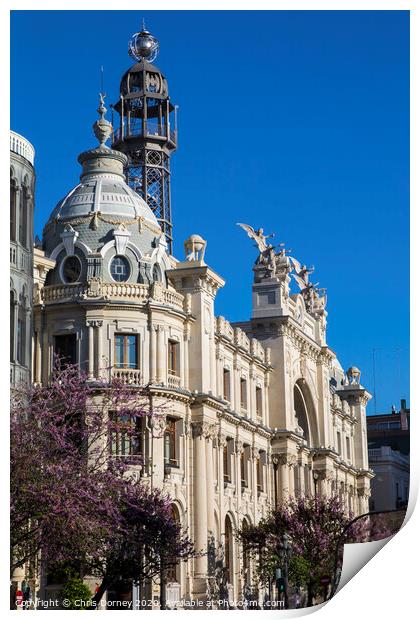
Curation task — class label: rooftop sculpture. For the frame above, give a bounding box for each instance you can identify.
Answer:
[237,223,292,281]
[237,223,327,315]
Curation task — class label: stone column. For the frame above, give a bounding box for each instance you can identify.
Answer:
[192,422,208,599]
[41,325,49,384]
[87,322,94,379]
[235,440,242,499]
[289,463,296,497]
[150,324,156,383]
[156,326,165,384]
[206,433,215,536]
[279,456,290,499]
[183,325,190,390]
[357,490,364,515]
[298,461,306,495]
[264,376,269,426]
[215,350,222,399]
[232,357,239,412]
[251,447,258,515]
[34,330,41,383]
[318,473,328,497]
[97,321,103,379]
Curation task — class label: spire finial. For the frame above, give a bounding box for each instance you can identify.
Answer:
[142,17,146,32]
[128,24,159,62]
[93,92,113,147]
[97,92,107,120]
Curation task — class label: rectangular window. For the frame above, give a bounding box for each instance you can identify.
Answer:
[223,439,233,483]
[241,446,250,489]
[337,431,341,455]
[257,453,264,492]
[256,386,263,417]
[240,378,247,410]
[114,334,138,369]
[109,412,143,457]
[54,334,77,369]
[223,369,231,402]
[240,452,246,488]
[164,418,178,467]
[223,444,229,482]
[168,340,179,376]
[346,436,351,460]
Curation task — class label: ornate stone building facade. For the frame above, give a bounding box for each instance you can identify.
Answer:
[27,26,373,607]
[10,131,35,387]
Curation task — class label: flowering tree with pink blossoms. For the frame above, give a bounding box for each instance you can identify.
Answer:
[238,495,397,607]
[10,361,194,605]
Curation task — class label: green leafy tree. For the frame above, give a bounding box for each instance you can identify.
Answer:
[59,569,93,610]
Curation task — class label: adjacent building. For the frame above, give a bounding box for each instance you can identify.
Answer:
[368,400,410,512]
[10,131,35,388]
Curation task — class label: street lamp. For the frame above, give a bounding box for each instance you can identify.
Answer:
[272,456,279,506]
[277,533,292,609]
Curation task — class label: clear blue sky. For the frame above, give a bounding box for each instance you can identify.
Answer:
[11,10,409,413]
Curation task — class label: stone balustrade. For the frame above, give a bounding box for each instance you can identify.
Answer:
[112,368,143,385]
[215,315,235,340]
[40,281,184,311]
[215,315,269,364]
[167,374,181,389]
[234,326,250,352]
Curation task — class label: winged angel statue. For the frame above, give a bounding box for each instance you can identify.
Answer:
[237,223,291,279]
[289,256,327,314]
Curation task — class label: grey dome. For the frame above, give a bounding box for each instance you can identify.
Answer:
[42,123,170,288]
[46,146,159,228]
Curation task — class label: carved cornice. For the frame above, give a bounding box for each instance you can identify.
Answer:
[148,385,192,404]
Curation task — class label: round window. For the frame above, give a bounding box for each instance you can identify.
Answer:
[62,255,82,283]
[110,256,130,282]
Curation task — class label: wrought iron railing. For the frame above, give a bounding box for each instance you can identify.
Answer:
[113,122,176,144]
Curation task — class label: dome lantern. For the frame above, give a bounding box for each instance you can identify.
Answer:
[112,25,177,254]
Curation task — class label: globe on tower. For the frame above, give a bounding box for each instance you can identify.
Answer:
[112,25,177,253]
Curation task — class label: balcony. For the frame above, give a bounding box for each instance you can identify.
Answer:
[167,374,181,389]
[40,281,185,312]
[113,122,177,145]
[112,368,143,385]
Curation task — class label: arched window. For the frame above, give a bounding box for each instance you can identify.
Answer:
[167,504,181,583]
[17,297,26,366]
[225,515,233,584]
[19,186,28,248]
[10,291,15,362]
[10,174,17,242]
[293,384,310,442]
[152,264,161,283]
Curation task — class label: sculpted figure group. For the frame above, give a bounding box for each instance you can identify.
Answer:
[237,223,327,315]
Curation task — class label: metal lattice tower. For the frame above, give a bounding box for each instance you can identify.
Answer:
[112,26,177,252]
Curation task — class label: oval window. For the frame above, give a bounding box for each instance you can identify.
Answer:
[110,256,130,282]
[62,255,82,283]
